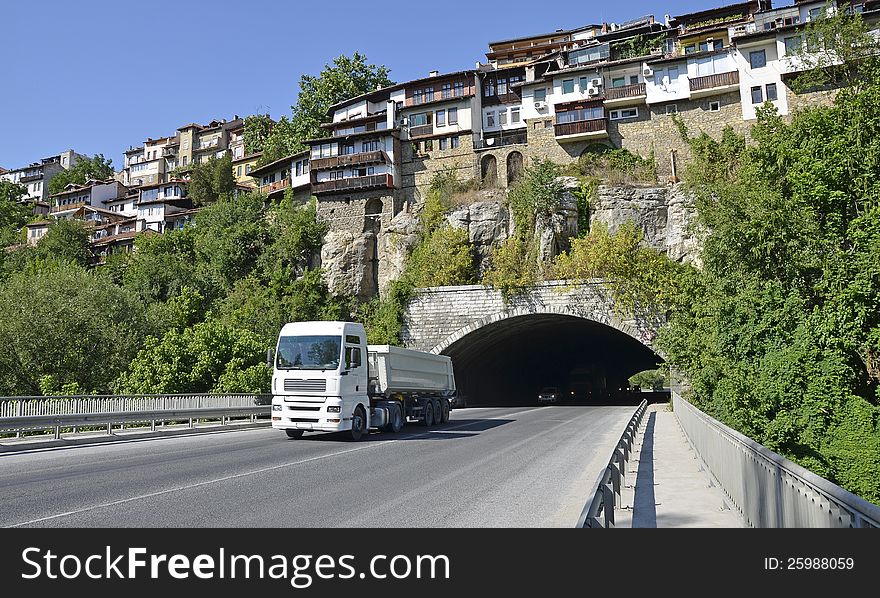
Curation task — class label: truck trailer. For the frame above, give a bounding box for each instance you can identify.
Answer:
[271,321,456,440]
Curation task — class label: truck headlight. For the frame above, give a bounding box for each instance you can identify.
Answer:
[327,406,341,413]
[272,404,282,411]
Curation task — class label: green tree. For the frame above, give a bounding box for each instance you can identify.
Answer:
[259,53,394,165]
[0,181,30,248]
[113,320,270,394]
[35,219,93,267]
[187,155,236,205]
[47,154,114,196]
[0,263,148,395]
[243,114,274,154]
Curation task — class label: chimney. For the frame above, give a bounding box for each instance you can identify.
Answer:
[429,70,439,77]
[664,14,671,27]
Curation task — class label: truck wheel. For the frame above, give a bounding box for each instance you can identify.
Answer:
[388,404,403,433]
[285,430,304,439]
[432,400,442,425]
[440,399,450,424]
[423,402,435,427]
[350,406,366,441]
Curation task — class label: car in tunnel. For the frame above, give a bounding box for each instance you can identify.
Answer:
[537,386,560,404]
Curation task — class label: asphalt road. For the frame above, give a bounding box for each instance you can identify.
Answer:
[0,405,634,528]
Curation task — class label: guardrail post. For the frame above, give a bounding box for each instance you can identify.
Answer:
[603,484,615,528]
[107,422,112,435]
[189,418,194,428]
[54,426,60,440]
[151,419,156,432]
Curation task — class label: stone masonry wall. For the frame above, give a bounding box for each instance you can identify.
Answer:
[401,280,651,353]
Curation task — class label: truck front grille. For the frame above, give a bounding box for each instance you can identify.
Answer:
[286,405,320,411]
[284,378,327,392]
[288,418,319,423]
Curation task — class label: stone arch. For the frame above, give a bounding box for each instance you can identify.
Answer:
[430,305,651,356]
[480,154,498,187]
[506,151,524,186]
[363,197,383,234]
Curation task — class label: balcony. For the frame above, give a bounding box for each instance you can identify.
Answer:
[475,130,528,150]
[689,70,740,98]
[194,139,220,151]
[51,201,87,213]
[259,178,291,196]
[19,172,43,183]
[409,124,434,138]
[312,173,394,195]
[554,118,608,142]
[604,83,647,107]
[405,89,473,107]
[310,150,388,171]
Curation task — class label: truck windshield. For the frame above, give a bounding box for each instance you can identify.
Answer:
[276,335,341,370]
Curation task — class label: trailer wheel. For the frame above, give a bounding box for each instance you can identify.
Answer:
[350,406,366,441]
[285,430,304,439]
[432,400,442,426]
[423,402,435,427]
[388,404,403,433]
[440,399,450,424]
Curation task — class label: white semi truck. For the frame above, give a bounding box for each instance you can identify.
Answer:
[270,321,456,440]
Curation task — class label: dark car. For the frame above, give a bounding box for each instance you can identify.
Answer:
[537,386,560,404]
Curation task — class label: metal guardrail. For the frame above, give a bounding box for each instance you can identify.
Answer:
[578,399,648,528]
[0,394,271,440]
[673,391,880,528]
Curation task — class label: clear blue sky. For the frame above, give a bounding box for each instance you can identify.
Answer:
[0,0,713,170]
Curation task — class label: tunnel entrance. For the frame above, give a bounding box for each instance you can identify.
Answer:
[441,313,662,407]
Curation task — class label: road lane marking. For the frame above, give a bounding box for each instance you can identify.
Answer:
[5,408,540,527]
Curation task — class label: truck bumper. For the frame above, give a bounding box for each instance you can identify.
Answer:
[271,396,350,433]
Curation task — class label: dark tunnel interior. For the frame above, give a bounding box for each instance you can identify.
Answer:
[443,314,663,407]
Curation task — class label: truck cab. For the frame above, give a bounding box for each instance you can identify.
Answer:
[271,321,370,440]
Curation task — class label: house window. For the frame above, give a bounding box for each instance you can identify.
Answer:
[367,167,375,175]
[534,88,547,102]
[497,79,508,95]
[699,39,723,52]
[544,120,552,128]
[668,67,680,82]
[579,76,589,91]
[424,87,433,101]
[751,86,763,104]
[609,108,639,120]
[442,83,452,98]
[436,110,446,126]
[413,89,423,105]
[439,138,447,150]
[562,79,575,94]
[484,79,496,96]
[343,144,355,155]
[412,142,420,153]
[454,82,464,96]
[749,49,767,69]
[511,107,521,123]
[808,7,822,20]
[451,136,460,149]
[486,111,496,127]
[612,77,626,88]
[448,107,458,125]
[766,82,778,101]
[424,139,433,151]
[245,164,251,174]
[410,112,432,127]
[684,44,696,54]
[499,110,508,126]
[630,75,639,85]
[666,104,678,115]
[708,101,721,112]
[182,156,188,167]
[784,36,802,55]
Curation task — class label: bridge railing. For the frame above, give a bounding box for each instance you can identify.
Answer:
[0,394,271,440]
[578,399,648,528]
[673,391,880,528]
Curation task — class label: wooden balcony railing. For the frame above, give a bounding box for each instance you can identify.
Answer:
[554,118,607,138]
[605,82,647,101]
[310,150,388,171]
[312,173,393,195]
[689,70,739,92]
[475,130,528,150]
[404,89,474,107]
[51,201,87,213]
[259,178,290,195]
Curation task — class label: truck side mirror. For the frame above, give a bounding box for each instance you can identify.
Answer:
[267,348,275,368]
